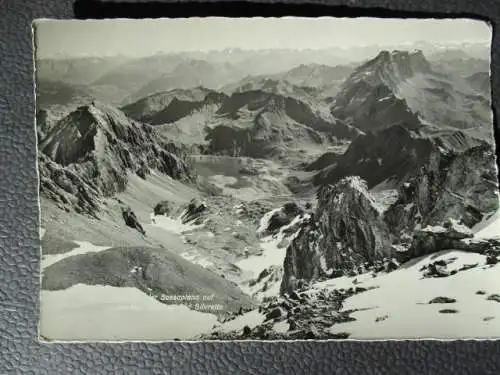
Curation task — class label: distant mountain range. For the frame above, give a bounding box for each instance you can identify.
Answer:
[37,42,500,341]
[36,45,495,234]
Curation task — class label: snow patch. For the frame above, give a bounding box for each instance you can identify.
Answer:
[180,251,214,269]
[214,309,266,333]
[378,96,391,102]
[40,284,218,341]
[421,224,447,233]
[238,214,306,279]
[273,320,290,333]
[150,213,205,235]
[236,235,287,277]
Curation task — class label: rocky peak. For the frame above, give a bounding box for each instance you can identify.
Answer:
[281,176,393,293]
[40,101,152,166]
[329,51,432,134]
[38,101,193,216]
[359,49,432,84]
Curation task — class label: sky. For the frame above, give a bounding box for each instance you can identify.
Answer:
[33,17,491,59]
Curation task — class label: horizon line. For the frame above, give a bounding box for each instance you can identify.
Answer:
[37,39,489,60]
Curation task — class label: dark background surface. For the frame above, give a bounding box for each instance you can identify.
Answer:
[1,0,499,373]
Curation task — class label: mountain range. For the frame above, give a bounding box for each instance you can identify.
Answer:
[36,43,500,341]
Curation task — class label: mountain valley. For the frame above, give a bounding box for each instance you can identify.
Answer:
[36,43,500,341]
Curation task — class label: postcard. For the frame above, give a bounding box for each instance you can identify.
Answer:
[34,17,499,341]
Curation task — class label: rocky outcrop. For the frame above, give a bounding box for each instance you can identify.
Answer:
[394,218,474,262]
[203,285,372,340]
[122,206,146,236]
[38,101,193,216]
[281,176,393,293]
[315,177,393,268]
[385,143,499,235]
[180,198,208,225]
[153,201,173,216]
[261,202,304,236]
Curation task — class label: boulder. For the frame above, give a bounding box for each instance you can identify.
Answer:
[181,198,208,224]
[153,201,173,216]
[242,325,252,336]
[136,165,149,180]
[282,202,304,217]
[122,206,146,235]
[439,309,459,314]
[398,218,474,262]
[486,254,499,265]
[304,326,319,339]
[487,294,500,303]
[429,296,456,304]
[265,307,283,321]
[267,211,291,233]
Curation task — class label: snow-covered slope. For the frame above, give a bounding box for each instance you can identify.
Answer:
[40,284,218,341]
[325,250,500,339]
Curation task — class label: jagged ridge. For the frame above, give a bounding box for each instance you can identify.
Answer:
[38,101,193,216]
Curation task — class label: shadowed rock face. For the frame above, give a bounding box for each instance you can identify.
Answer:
[331,81,421,133]
[313,126,435,188]
[38,101,193,216]
[312,125,485,188]
[121,87,215,122]
[281,177,393,294]
[36,109,53,139]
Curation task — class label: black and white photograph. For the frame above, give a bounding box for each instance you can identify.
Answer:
[34,17,500,341]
